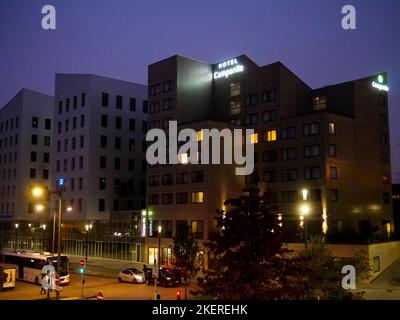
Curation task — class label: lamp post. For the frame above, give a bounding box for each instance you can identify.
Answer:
[158,225,162,272]
[14,223,19,251]
[31,179,65,300]
[85,223,93,262]
[300,203,310,248]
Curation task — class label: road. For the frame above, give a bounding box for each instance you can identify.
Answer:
[0,274,191,300]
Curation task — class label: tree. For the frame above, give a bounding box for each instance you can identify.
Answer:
[195,188,294,300]
[173,223,198,299]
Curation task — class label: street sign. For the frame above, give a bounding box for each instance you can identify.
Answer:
[58,178,64,186]
[80,259,85,267]
[97,291,104,300]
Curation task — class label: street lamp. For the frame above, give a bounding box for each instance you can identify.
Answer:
[85,223,93,262]
[31,180,65,300]
[158,225,162,272]
[14,223,19,251]
[300,203,311,248]
[35,204,45,212]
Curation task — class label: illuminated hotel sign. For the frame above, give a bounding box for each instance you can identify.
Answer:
[214,58,244,79]
[372,74,389,92]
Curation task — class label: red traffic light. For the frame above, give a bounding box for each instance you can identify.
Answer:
[176,290,181,300]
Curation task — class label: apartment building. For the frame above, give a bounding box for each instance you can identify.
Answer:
[0,88,53,221]
[52,74,148,221]
[145,55,393,264]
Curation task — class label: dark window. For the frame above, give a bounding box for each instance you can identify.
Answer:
[100,156,107,169]
[129,119,135,131]
[114,157,121,170]
[99,178,106,190]
[114,137,121,149]
[43,153,49,163]
[43,169,49,180]
[66,98,70,112]
[245,94,258,107]
[44,136,51,146]
[101,135,107,148]
[330,189,339,202]
[381,152,389,164]
[116,95,123,109]
[149,84,161,96]
[101,115,108,127]
[80,135,84,148]
[30,168,36,179]
[176,192,188,204]
[72,137,76,150]
[191,171,204,183]
[128,159,134,171]
[282,191,298,203]
[304,145,320,158]
[163,98,174,111]
[329,144,337,157]
[142,100,148,113]
[115,116,122,129]
[102,93,109,107]
[379,94,386,106]
[149,175,159,186]
[163,118,172,129]
[73,117,77,129]
[380,133,387,145]
[149,194,159,205]
[149,102,160,114]
[262,110,276,123]
[65,119,69,132]
[79,156,83,169]
[98,199,106,212]
[282,169,297,182]
[73,95,77,109]
[30,151,37,162]
[176,172,188,184]
[313,96,327,111]
[31,135,38,145]
[263,170,277,183]
[129,139,135,151]
[244,113,258,125]
[80,114,85,128]
[81,93,86,106]
[379,114,387,126]
[281,147,297,161]
[162,174,173,185]
[162,193,173,205]
[304,167,321,180]
[129,98,136,111]
[45,119,51,130]
[263,150,277,162]
[280,126,296,139]
[142,121,148,133]
[304,123,320,136]
[261,89,276,103]
[58,101,62,114]
[163,79,174,92]
[330,166,338,179]
[32,117,39,128]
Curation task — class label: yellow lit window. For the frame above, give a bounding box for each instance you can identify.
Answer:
[267,130,277,142]
[191,191,204,204]
[250,133,258,144]
[197,130,203,142]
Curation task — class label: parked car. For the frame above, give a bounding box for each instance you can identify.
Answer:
[145,267,180,287]
[118,268,145,284]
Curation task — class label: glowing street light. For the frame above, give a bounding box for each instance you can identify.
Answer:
[32,186,44,198]
[300,204,311,216]
[35,204,45,212]
[42,224,47,231]
[301,189,309,201]
[67,206,73,212]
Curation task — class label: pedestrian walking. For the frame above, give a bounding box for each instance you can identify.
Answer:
[40,273,47,294]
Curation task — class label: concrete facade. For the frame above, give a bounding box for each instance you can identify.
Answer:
[0,89,53,221]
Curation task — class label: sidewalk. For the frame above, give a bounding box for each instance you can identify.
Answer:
[69,255,144,278]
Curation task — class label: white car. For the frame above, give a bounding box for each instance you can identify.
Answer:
[118,268,145,284]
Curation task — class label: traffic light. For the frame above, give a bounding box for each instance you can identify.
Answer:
[79,268,84,274]
[176,290,181,300]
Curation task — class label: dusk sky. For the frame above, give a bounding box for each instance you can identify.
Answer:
[0,0,399,181]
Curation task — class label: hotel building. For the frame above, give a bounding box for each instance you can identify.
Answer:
[145,55,393,264]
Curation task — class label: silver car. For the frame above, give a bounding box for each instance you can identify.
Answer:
[118,268,145,284]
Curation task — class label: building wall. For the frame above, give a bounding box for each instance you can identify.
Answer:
[0,89,53,221]
[53,74,147,221]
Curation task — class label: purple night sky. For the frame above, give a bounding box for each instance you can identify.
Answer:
[0,0,399,181]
